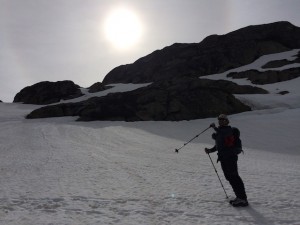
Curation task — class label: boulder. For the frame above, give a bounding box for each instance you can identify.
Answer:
[14,81,83,105]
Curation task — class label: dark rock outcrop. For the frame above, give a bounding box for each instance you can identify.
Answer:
[26,78,268,121]
[277,91,289,95]
[103,21,300,84]
[262,59,299,69]
[227,67,300,84]
[262,53,300,68]
[193,79,268,94]
[88,82,112,93]
[14,81,83,105]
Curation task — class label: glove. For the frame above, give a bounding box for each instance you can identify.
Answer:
[205,148,211,154]
[210,123,216,128]
[212,133,217,140]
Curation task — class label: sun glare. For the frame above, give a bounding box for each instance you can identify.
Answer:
[104,7,143,50]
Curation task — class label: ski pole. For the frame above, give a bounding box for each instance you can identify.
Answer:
[175,126,211,153]
[207,152,229,199]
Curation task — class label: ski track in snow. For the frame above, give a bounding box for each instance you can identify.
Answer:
[0,49,300,224]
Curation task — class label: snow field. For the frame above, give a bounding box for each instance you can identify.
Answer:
[0,108,299,224]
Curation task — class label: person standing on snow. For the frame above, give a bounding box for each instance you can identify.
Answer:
[205,114,248,207]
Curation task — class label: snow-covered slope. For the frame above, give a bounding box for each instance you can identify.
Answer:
[0,50,300,224]
[202,49,300,111]
[58,83,151,104]
[201,49,300,84]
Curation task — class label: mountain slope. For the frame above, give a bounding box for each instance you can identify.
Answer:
[103,21,300,84]
[25,48,299,121]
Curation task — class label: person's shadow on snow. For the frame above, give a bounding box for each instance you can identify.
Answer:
[238,205,275,225]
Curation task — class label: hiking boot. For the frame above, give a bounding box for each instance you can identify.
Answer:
[230,198,248,207]
[229,198,238,204]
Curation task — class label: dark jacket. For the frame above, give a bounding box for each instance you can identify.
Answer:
[210,126,237,161]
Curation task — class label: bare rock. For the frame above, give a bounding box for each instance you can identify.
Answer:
[25,78,266,121]
[14,81,83,105]
[88,82,112,93]
[103,21,300,84]
[228,68,300,84]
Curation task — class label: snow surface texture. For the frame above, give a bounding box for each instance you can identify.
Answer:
[0,50,300,224]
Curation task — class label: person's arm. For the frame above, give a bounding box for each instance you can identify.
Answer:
[205,145,217,154]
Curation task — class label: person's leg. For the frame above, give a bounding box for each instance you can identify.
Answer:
[221,157,247,200]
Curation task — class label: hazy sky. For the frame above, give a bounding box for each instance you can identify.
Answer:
[1,0,300,102]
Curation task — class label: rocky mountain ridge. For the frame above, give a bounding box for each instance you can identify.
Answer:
[13,21,300,121]
[103,21,300,84]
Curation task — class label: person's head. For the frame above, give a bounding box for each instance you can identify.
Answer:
[218,114,229,126]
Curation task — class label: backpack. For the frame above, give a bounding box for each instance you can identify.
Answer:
[224,127,244,154]
[231,127,243,154]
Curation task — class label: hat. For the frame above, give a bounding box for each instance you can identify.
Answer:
[218,114,228,120]
[218,114,229,125]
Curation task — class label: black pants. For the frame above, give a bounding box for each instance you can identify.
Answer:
[220,156,247,200]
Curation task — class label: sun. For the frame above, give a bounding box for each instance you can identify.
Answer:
[103,7,143,50]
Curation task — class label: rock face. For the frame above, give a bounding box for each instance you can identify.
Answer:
[14,81,83,105]
[262,58,300,69]
[26,78,268,121]
[228,68,300,84]
[103,21,300,84]
[227,52,300,84]
[88,82,112,93]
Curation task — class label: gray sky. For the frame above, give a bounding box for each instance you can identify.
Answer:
[1,0,300,102]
